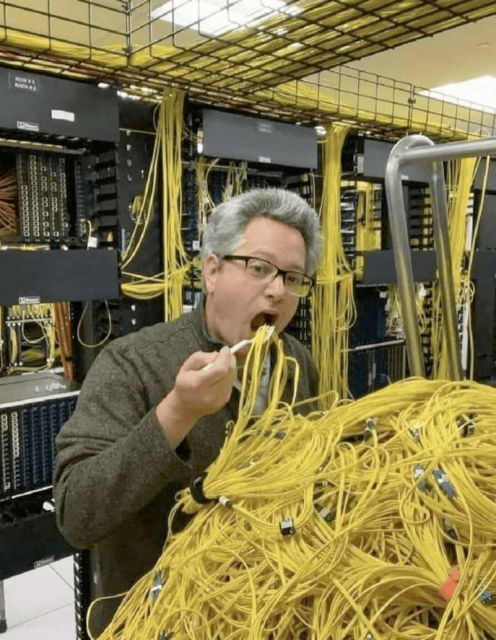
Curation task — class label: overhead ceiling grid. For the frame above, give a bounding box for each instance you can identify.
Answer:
[1,0,496,138]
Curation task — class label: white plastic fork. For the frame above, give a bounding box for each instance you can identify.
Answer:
[203,324,276,371]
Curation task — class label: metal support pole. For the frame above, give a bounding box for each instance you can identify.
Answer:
[385,136,431,377]
[385,134,496,380]
[429,160,462,380]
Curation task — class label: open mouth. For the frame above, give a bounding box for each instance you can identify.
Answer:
[250,311,278,333]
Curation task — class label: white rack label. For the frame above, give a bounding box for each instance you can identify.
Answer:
[51,109,75,122]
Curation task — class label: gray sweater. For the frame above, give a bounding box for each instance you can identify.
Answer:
[53,305,319,636]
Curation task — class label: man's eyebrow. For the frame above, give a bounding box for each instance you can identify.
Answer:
[285,262,306,273]
[255,253,305,271]
[278,261,307,273]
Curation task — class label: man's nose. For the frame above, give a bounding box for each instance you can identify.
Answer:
[264,273,286,298]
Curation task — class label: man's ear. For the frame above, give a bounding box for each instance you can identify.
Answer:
[203,254,221,294]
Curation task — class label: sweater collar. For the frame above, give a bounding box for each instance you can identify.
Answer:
[190,298,225,352]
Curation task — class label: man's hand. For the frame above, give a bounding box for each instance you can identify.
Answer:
[156,347,236,447]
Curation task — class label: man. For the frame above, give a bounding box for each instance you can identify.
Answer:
[53,187,321,636]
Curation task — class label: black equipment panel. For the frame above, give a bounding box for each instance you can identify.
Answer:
[202,109,318,169]
[0,67,119,142]
[0,249,119,306]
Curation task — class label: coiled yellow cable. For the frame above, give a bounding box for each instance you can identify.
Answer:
[92,328,496,640]
[161,89,188,321]
[195,157,219,243]
[6,303,58,372]
[431,157,481,380]
[195,158,248,245]
[350,180,381,281]
[120,89,189,320]
[311,122,355,405]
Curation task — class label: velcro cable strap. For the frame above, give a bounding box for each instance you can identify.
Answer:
[190,472,215,505]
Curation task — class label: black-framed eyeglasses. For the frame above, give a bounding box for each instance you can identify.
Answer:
[222,255,314,297]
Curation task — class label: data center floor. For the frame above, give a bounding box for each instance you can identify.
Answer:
[3,556,75,639]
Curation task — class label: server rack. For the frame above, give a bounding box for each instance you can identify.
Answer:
[0,373,80,632]
[0,66,122,636]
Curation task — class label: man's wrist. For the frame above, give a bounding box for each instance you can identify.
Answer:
[156,390,199,448]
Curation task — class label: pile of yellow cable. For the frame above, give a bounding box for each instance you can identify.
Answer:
[94,328,496,639]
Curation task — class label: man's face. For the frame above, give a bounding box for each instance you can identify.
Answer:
[204,216,307,356]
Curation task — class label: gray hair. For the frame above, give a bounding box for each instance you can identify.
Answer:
[201,188,321,275]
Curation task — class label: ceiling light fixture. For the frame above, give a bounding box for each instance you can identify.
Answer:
[151,0,301,37]
[420,76,496,112]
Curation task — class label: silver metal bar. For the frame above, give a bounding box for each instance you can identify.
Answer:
[400,138,496,165]
[347,339,405,352]
[385,133,496,380]
[429,159,462,379]
[385,135,428,377]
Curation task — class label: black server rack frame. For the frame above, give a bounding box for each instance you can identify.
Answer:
[0,373,80,633]
[0,67,122,637]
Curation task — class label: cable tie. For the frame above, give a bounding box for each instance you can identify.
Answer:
[190,473,215,505]
[433,469,457,499]
[413,464,431,493]
[280,517,296,536]
[439,567,460,601]
[363,417,378,441]
[218,495,233,508]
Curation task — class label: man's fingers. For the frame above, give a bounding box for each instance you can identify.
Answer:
[203,347,236,380]
[181,348,236,385]
[172,347,237,422]
[217,346,236,368]
[181,351,218,372]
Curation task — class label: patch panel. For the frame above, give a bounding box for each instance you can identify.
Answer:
[15,151,72,242]
[0,373,79,500]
